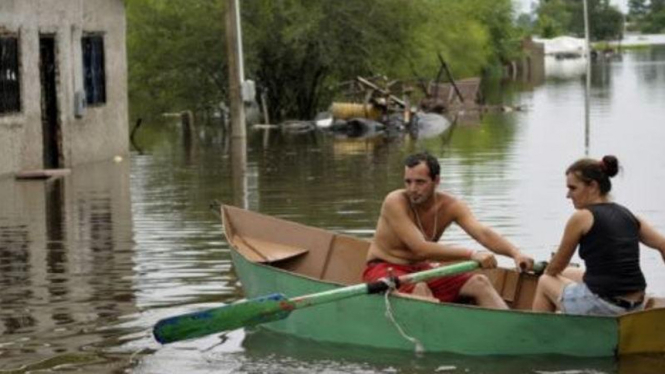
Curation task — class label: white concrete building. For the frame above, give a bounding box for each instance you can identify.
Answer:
[0,0,128,177]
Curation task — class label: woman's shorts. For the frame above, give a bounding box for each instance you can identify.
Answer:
[559,282,644,316]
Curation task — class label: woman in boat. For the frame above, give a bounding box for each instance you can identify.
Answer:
[532,155,665,315]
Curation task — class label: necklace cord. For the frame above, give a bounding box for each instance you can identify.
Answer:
[410,195,438,241]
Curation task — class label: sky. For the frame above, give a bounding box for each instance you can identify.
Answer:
[514,0,629,14]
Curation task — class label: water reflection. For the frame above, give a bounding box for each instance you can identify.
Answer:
[634,47,665,90]
[239,330,619,374]
[0,160,137,370]
[544,56,588,79]
[0,223,33,335]
[231,137,248,209]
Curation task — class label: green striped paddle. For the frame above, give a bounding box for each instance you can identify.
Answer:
[153,260,480,344]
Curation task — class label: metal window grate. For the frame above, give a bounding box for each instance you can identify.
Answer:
[82,35,106,105]
[0,37,21,114]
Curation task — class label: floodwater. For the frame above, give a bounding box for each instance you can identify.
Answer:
[2,46,665,373]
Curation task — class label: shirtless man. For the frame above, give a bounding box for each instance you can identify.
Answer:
[363,152,533,309]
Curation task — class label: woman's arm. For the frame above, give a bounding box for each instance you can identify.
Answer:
[546,210,593,276]
[638,217,665,263]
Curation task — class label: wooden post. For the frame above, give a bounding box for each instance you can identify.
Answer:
[225,0,246,139]
[231,137,248,209]
[225,0,247,208]
[260,89,270,124]
[437,53,464,104]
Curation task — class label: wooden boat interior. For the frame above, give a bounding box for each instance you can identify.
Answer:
[221,205,665,311]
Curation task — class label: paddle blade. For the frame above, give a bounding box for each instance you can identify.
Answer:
[153,293,294,344]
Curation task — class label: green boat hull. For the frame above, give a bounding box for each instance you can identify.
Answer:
[231,251,618,356]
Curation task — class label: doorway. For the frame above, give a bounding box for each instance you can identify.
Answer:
[39,36,60,169]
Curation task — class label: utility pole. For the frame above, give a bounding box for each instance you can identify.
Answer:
[583,0,591,156]
[225,0,246,139]
[225,0,247,208]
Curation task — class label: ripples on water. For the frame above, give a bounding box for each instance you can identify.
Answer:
[2,47,665,373]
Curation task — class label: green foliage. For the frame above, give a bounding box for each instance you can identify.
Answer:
[242,0,428,121]
[406,1,491,79]
[628,0,648,18]
[654,0,665,13]
[464,0,522,63]
[127,0,524,121]
[628,0,665,33]
[534,0,571,38]
[534,0,623,41]
[243,0,511,120]
[516,13,535,35]
[127,0,227,117]
[590,6,624,40]
[641,8,665,33]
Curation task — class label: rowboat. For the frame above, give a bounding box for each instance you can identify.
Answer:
[219,205,665,357]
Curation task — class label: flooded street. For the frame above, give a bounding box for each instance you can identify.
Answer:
[2,46,665,373]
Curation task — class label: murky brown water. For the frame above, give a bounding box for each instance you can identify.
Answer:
[2,46,665,373]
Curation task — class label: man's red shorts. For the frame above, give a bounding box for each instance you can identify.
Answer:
[362,260,472,302]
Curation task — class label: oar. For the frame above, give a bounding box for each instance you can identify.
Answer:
[153,260,479,344]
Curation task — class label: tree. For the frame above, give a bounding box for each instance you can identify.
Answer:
[127,0,227,117]
[127,0,523,122]
[631,0,665,33]
[535,0,570,38]
[516,13,535,34]
[628,0,648,18]
[642,8,665,33]
[463,0,523,64]
[534,0,623,41]
[647,0,665,32]
[652,0,665,13]
[241,0,429,121]
[591,6,624,40]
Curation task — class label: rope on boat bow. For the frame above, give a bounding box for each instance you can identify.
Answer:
[382,277,425,355]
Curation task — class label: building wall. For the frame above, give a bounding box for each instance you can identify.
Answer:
[520,38,546,87]
[0,0,128,177]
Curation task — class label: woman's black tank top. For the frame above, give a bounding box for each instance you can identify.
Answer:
[580,203,646,297]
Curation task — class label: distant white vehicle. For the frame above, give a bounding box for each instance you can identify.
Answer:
[534,36,588,59]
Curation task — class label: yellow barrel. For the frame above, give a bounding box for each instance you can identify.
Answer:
[331,102,382,121]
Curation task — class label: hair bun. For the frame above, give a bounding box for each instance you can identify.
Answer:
[601,155,619,177]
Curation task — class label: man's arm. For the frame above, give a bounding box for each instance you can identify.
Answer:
[454,200,534,270]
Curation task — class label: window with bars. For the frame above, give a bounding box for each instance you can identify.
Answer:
[82,35,106,105]
[0,36,21,114]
